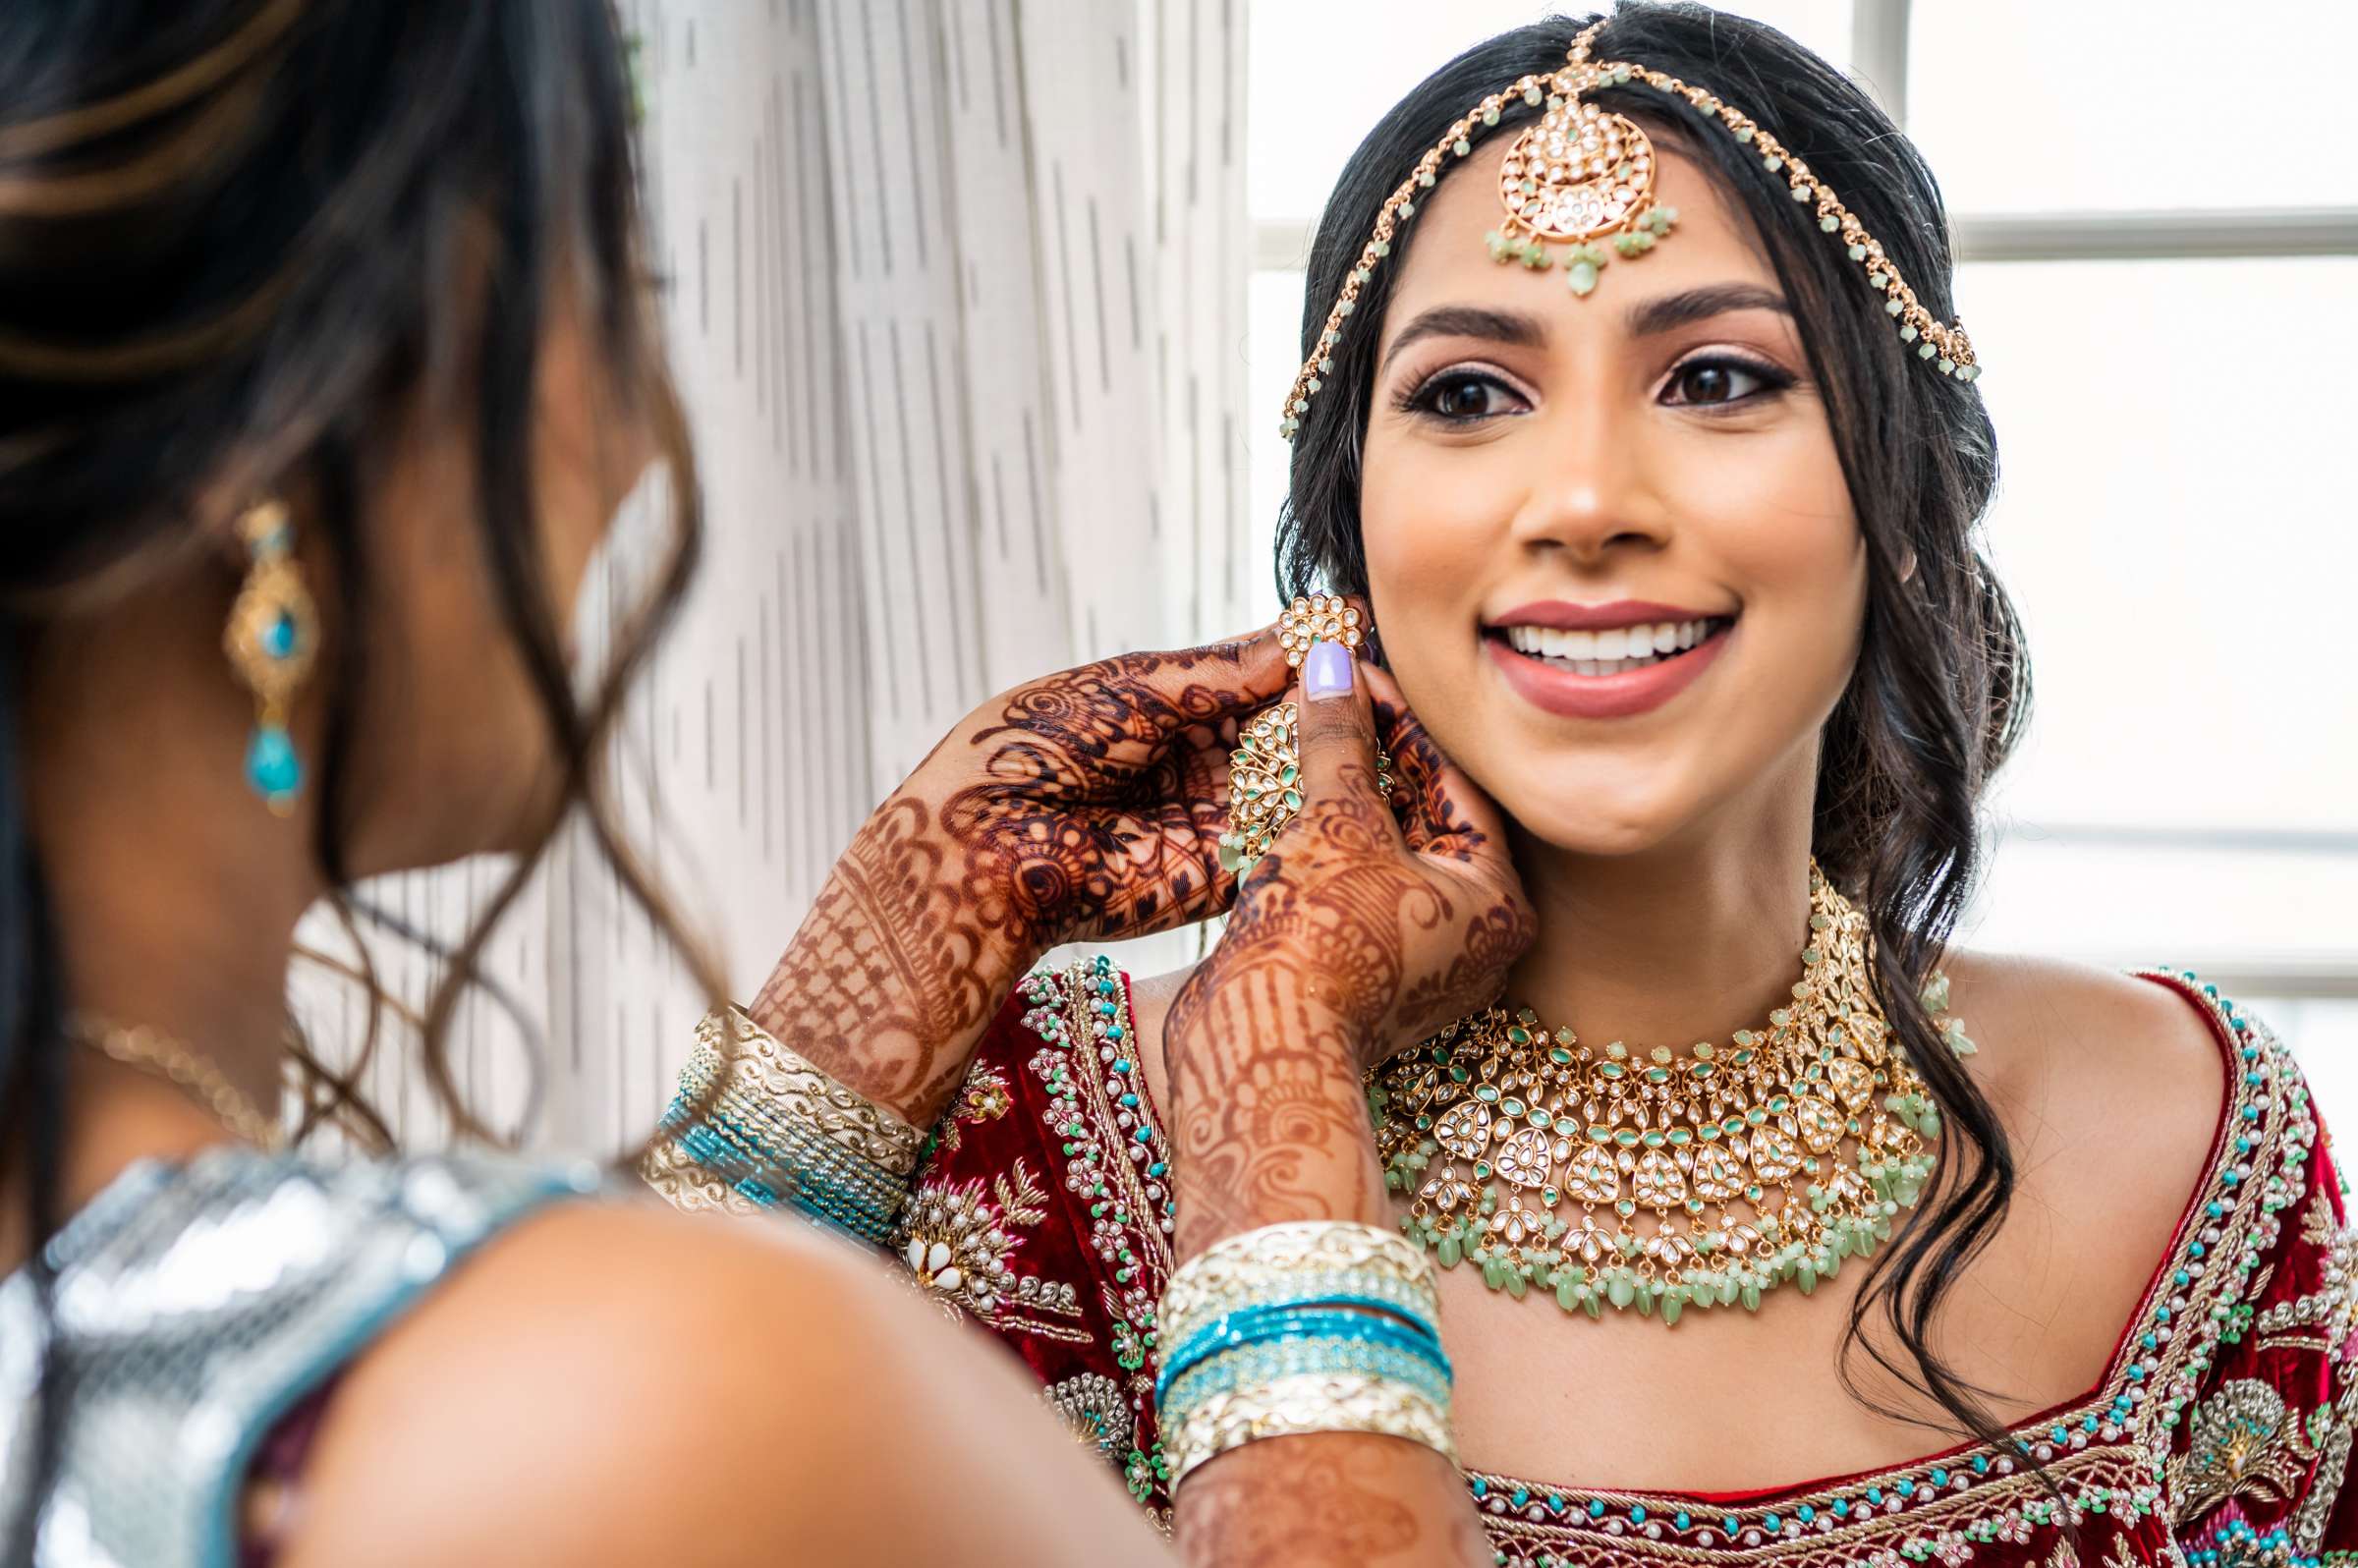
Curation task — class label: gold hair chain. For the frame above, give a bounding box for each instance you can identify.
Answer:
[1281,20,1979,439]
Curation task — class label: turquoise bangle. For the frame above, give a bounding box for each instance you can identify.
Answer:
[672,1122,901,1243]
[665,1098,907,1244]
[1162,1305,1450,1390]
[1156,1304,1451,1405]
[1159,1333,1455,1431]
[670,1062,914,1208]
[1167,1303,1449,1376]
[1159,1272,1439,1354]
[667,1095,907,1211]
[662,1090,908,1213]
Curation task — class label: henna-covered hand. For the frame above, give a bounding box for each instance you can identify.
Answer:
[938,628,1295,952]
[1161,648,1534,1253]
[1176,1436,1493,1568]
[747,627,1290,1125]
[1161,647,1520,1568]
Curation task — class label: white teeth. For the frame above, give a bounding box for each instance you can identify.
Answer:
[1499,617,1720,675]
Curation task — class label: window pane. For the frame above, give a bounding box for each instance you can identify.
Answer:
[1909,0,2358,212]
[1956,257,2356,838]
[1955,255,2357,970]
[1248,0,1854,222]
[2266,999,2358,1126]
[1964,837,2355,980]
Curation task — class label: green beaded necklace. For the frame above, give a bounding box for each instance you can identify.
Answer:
[1367,868,1963,1325]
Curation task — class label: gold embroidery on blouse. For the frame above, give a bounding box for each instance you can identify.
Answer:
[2293,1378,2358,1554]
[932,1060,1012,1155]
[2255,1330,2339,1358]
[2167,1379,2317,1526]
[2043,1537,2148,1568]
[2269,1188,2358,1333]
[1014,961,1179,1522]
[1045,1372,1134,1465]
[895,1156,1091,1344]
[1464,982,2323,1565]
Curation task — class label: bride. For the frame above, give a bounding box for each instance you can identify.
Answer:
[656,7,2357,1564]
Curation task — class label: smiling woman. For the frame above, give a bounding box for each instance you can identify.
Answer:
[1354,131,1877,853]
[777,6,2358,1565]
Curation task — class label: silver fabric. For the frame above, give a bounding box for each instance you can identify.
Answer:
[0,1146,606,1568]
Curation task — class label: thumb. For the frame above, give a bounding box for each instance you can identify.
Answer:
[1291,639,1392,824]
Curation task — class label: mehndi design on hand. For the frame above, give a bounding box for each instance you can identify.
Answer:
[750,628,1291,1125]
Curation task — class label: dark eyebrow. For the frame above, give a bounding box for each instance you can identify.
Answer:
[1376,285,1791,380]
[1624,283,1791,338]
[1377,305,1547,379]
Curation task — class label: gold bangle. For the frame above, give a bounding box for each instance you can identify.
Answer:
[1160,1221,1439,1354]
[690,1006,926,1176]
[639,1132,761,1216]
[1163,1372,1457,1491]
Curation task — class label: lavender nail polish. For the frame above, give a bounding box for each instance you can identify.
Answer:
[1303,639,1355,700]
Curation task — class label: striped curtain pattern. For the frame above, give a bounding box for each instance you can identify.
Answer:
[292,0,1251,1155]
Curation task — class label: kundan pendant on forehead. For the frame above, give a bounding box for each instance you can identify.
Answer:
[1491,98,1676,296]
[1277,18,1980,440]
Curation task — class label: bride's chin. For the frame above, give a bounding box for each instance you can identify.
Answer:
[1478,779,1691,860]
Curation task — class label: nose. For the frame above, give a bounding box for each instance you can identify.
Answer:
[1504,399,1673,565]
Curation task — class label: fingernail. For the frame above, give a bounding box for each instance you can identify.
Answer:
[1304,640,1355,701]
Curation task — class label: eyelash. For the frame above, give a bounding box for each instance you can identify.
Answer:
[1396,354,1798,423]
[1662,353,1797,410]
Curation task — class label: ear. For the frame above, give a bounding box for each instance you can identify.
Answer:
[1896,546,1919,584]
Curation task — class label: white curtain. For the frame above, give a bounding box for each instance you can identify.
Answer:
[294,0,1251,1155]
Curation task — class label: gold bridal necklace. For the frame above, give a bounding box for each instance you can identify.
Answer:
[1366,865,1955,1325]
[72,1016,286,1150]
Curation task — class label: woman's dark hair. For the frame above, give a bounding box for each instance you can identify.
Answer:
[1278,4,2034,1464]
[0,1,709,1553]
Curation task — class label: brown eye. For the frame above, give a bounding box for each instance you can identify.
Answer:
[1684,364,1736,402]
[1408,370,1519,422]
[1663,357,1785,408]
[1435,374,1493,419]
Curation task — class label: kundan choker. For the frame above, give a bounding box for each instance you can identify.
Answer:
[1280,19,1980,440]
[1366,866,1948,1325]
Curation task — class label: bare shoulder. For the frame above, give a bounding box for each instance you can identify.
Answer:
[1941,951,2226,1221]
[1941,950,2226,1125]
[281,1197,1163,1568]
[1922,953,2230,1395]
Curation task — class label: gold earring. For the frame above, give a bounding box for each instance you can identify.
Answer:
[1219,703,1395,877]
[1276,593,1364,668]
[1223,597,1389,875]
[222,500,316,814]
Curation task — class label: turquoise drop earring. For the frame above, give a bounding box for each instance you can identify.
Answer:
[223,499,316,814]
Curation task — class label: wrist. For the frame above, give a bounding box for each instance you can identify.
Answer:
[1164,1038,1390,1260]
[1160,961,1399,1257]
[1163,982,1375,1073]
[1155,1220,1454,1496]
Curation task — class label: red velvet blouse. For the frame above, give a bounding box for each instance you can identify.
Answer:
[891,960,2358,1565]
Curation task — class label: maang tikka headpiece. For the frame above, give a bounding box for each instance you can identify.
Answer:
[1279,20,1980,439]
